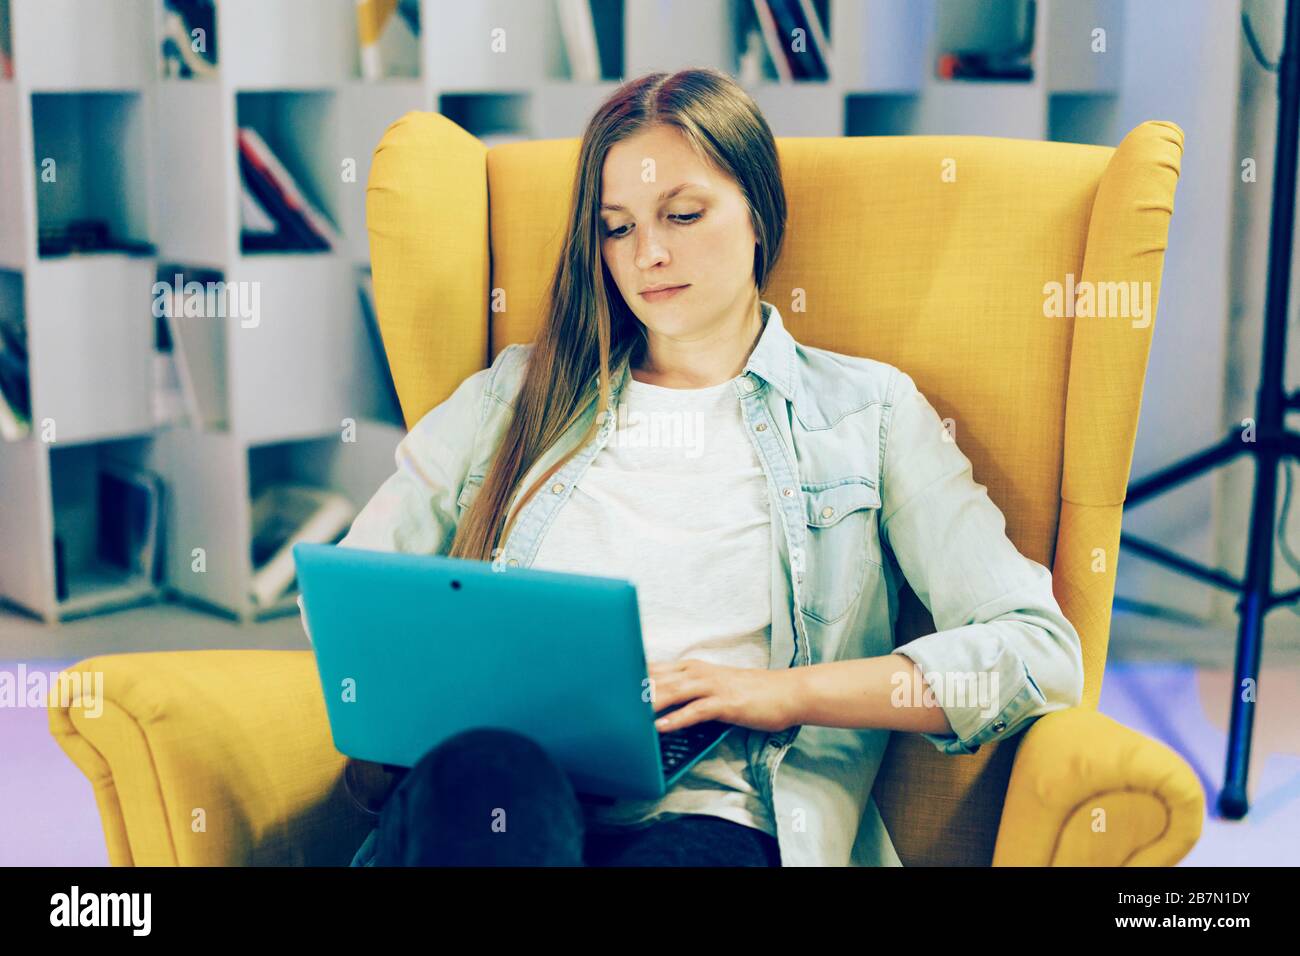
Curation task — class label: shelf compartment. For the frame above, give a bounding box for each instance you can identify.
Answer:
[733,0,833,83]
[1048,92,1119,147]
[246,423,402,617]
[31,91,154,259]
[932,0,1038,84]
[153,262,232,433]
[352,0,421,81]
[49,434,165,620]
[845,92,922,136]
[236,89,341,255]
[437,92,532,144]
[224,254,376,444]
[154,0,220,82]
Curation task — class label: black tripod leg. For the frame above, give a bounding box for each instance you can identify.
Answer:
[1218,448,1281,819]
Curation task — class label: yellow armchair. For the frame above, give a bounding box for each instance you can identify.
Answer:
[50,113,1203,866]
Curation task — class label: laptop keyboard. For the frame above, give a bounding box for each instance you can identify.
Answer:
[659,719,732,779]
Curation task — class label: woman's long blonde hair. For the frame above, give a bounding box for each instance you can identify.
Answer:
[448,67,788,562]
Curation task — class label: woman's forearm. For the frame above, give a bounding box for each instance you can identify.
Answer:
[786,654,955,735]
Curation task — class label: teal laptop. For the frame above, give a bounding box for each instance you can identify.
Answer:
[292,542,736,800]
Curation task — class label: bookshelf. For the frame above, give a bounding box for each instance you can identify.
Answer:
[0,0,1126,625]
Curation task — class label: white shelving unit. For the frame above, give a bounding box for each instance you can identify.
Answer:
[0,0,1127,626]
[0,0,403,623]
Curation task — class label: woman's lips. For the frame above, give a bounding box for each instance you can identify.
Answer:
[640,284,689,302]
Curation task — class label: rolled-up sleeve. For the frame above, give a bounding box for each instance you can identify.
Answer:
[879,368,1084,755]
[295,344,523,643]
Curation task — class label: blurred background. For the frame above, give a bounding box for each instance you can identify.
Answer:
[0,0,1296,865]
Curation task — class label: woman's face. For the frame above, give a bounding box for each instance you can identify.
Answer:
[599,124,758,342]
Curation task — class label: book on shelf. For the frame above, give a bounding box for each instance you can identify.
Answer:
[553,0,623,82]
[557,0,601,83]
[238,127,339,253]
[159,0,218,79]
[355,0,420,81]
[249,484,357,609]
[154,265,229,431]
[239,179,280,238]
[748,0,831,82]
[96,463,165,583]
[357,267,406,426]
[151,312,189,427]
[0,308,30,442]
[38,220,156,258]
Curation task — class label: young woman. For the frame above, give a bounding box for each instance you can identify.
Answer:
[327,67,1085,867]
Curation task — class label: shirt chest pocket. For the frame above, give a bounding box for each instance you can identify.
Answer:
[456,474,485,517]
[798,478,883,624]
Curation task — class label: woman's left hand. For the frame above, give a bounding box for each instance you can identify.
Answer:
[646,659,800,734]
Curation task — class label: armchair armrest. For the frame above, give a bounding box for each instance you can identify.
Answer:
[48,650,374,866]
[992,707,1204,865]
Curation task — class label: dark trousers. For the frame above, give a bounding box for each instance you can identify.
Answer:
[368,727,781,867]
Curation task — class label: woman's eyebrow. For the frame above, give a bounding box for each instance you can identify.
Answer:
[600,183,710,212]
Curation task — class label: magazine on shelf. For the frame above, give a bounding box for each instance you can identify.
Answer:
[249,484,357,608]
[237,127,339,252]
[355,0,420,80]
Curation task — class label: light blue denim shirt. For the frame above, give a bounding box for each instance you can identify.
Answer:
[328,300,1085,867]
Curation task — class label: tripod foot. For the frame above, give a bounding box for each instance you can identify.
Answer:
[1217,785,1249,820]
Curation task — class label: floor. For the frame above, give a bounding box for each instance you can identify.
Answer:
[1,595,1297,866]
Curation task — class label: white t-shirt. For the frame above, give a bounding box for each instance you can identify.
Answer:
[530,370,777,837]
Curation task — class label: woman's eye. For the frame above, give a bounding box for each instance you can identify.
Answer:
[603,212,703,240]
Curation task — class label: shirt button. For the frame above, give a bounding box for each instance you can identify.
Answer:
[755,422,767,432]
[820,506,834,518]
[551,482,565,494]
[742,378,756,392]
[507,558,519,567]
[992,720,1007,733]
[782,487,794,497]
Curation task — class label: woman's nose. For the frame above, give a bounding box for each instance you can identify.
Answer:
[634,226,669,270]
